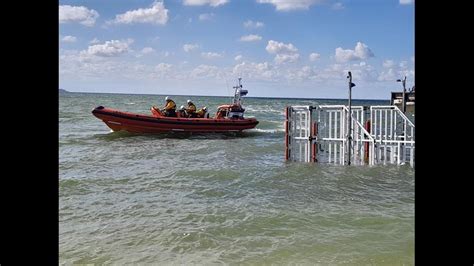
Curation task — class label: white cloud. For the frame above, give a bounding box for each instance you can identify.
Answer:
[61,48,416,96]
[411,56,414,63]
[243,20,264,28]
[298,66,317,79]
[274,53,300,64]
[334,42,374,63]
[383,60,395,68]
[286,66,318,81]
[60,50,141,79]
[378,68,397,82]
[399,0,414,4]
[111,1,169,25]
[61,49,183,81]
[190,64,222,79]
[266,40,299,64]
[234,60,324,82]
[183,43,199,52]
[239,34,262,42]
[233,61,277,81]
[234,55,243,61]
[89,38,100,44]
[315,61,378,82]
[309,52,320,61]
[199,13,214,21]
[84,39,133,57]
[156,63,172,71]
[378,59,414,82]
[332,2,344,10]
[62,36,77,43]
[162,51,170,57]
[183,0,229,7]
[313,63,345,81]
[256,0,323,11]
[154,63,173,78]
[59,5,99,26]
[349,63,378,82]
[309,61,381,83]
[141,47,155,54]
[266,40,298,54]
[201,52,223,59]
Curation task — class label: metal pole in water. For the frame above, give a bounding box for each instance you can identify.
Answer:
[347,71,356,165]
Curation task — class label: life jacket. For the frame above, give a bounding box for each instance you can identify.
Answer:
[164,100,176,111]
[186,103,196,113]
[196,108,206,117]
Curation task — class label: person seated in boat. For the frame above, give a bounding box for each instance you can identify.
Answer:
[195,106,208,118]
[186,99,197,118]
[162,96,176,117]
[177,105,186,117]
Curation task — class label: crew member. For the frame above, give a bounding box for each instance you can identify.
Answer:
[162,96,176,117]
[196,106,208,118]
[177,105,186,117]
[186,99,197,118]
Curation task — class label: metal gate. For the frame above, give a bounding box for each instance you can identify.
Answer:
[285,106,314,162]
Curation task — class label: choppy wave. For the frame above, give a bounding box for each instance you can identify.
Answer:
[59,93,413,265]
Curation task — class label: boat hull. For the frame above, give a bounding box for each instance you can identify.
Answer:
[92,106,259,133]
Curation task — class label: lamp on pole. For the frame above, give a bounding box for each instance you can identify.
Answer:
[347,71,356,165]
[397,76,407,113]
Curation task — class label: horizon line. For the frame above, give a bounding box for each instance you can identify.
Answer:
[59,89,391,101]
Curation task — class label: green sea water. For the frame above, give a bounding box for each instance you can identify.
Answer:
[59,92,414,265]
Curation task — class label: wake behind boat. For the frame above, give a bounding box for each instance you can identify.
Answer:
[92,79,259,133]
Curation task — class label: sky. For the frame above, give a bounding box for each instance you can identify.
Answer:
[59,0,414,99]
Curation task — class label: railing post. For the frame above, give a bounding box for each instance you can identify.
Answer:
[312,121,318,162]
[285,106,290,161]
[364,119,371,164]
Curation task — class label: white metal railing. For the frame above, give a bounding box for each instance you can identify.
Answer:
[285,105,414,167]
[370,106,415,167]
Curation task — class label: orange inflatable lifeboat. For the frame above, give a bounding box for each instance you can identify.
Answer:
[92,78,259,133]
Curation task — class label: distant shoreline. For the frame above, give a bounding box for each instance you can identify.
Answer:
[59,90,390,101]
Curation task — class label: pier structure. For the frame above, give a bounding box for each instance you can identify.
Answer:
[285,73,415,167]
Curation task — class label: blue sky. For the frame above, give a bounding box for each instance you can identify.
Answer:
[59,0,414,99]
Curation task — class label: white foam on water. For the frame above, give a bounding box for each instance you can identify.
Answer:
[245,106,282,114]
[251,128,285,134]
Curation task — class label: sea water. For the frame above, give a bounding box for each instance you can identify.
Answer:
[59,92,414,264]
